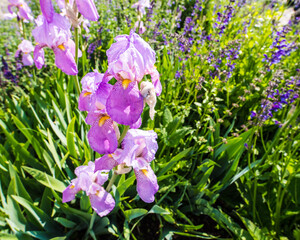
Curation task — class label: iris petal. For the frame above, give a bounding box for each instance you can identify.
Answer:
[87,117,118,154]
[106,82,144,126]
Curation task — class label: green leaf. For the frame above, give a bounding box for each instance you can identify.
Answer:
[12,195,60,232]
[8,162,32,202]
[0,233,19,239]
[124,208,148,221]
[46,112,67,147]
[54,217,77,228]
[0,121,45,170]
[149,205,171,215]
[66,117,78,159]
[215,130,251,159]
[163,107,173,126]
[23,166,66,193]
[166,127,191,147]
[40,188,53,216]
[158,148,192,177]
[288,173,300,204]
[116,175,135,197]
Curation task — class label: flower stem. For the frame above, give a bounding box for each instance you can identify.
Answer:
[74,27,81,94]
[85,125,130,239]
[118,125,130,145]
[106,172,118,192]
[84,211,97,240]
[21,19,26,39]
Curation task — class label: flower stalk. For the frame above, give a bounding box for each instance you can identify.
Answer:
[74,27,81,94]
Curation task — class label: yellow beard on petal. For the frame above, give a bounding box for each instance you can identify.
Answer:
[122,79,131,89]
[83,92,92,97]
[141,169,148,176]
[98,116,110,127]
[70,185,75,189]
[58,44,66,51]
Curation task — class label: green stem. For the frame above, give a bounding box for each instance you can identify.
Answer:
[85,125,130,239]
[105,172,118,192]
[118,125,130,145]
[74,27,81,94]
[85,211,97,240]
[21,19,26,39]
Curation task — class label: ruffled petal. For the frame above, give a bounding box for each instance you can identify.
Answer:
[134,164,158,203]
[62,180,80,203]
[39,0,54,22]
[89,188,115,217]
[87,116,118,154]
[131,31,156,73]
[140,81,157,120]
[78,91,92,111]
[18,40,34,53]
[107,46,145,82]
[68,39,82,58]
[95,154,118,171]
[22,54,34,66]
[53,46,78,75]
[149,68,162,96]
[106,82,144,126]
[33,44,45,69]
[75,0,99,21]
[130,117,142,129]
[122,129,158,163]
[94,170,109,186]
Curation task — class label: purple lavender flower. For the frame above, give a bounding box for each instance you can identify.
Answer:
[263,27,297,70]
[62,161,115,217]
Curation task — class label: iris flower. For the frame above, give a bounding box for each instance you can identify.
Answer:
[79,71,120,154]
[105,30,162,126]
[15,40,34,66]
[55,0,99,22]
[131,0,151,16]
[32,0,80,75]
[95,129,159,203]
[8,0,33,21]
[62,161,115,217]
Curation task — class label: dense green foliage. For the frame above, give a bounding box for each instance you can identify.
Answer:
[0,0,299,239]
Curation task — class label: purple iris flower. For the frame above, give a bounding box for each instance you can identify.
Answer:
[79,71,119,155]
[62,161,115,217]
[105,31,161,125]
[32,0,80,75]
[8,0,33,21]
[95,129,159,203]
[15,40,34,66]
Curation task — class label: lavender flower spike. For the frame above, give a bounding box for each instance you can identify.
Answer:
[15,40,34,66]
[62,161,115,217]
